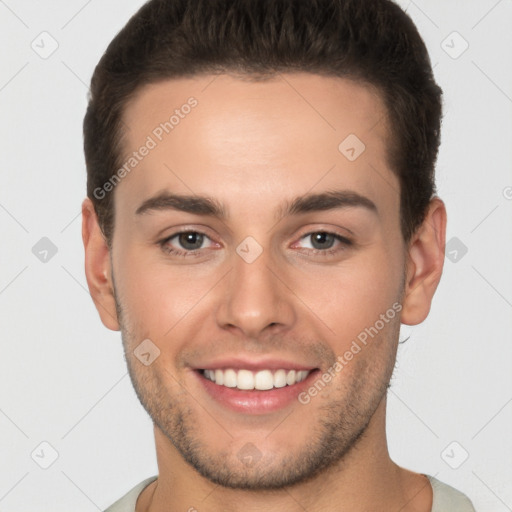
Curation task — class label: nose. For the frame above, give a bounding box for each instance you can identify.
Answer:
[215,243,296,339]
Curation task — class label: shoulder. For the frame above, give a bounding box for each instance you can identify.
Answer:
[427,475,476,512]
[103,476,158,512]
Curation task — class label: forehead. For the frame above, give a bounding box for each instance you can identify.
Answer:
[117,73,398,219]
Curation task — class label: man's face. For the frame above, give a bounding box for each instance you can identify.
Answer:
[108,73,407,488]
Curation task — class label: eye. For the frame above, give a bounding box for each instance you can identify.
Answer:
[158,229,352,259]
[294,231,352,255]
[160,230,214,257]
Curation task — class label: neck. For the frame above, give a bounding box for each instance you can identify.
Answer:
[137,398,432,512]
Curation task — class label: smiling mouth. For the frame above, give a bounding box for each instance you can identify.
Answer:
[199,368,314,391]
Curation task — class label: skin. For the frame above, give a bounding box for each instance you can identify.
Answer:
[82,73,446,511]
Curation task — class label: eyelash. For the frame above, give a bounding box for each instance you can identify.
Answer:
[159,229,353,259]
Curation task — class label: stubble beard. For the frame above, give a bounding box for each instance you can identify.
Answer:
[116,303,398,491]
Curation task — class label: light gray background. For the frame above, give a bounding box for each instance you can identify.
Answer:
[1,1,511,510]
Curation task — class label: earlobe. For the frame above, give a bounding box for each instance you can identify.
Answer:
[400,197,447,326]
[82,198,120,331]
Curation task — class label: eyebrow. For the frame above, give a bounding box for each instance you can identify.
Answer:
[135,189,378,220]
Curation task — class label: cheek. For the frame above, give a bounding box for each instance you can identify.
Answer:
[114,249,219,337]
[292,250,404,343]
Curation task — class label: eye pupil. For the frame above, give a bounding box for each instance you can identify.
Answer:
[179,232,203,250]
[311,232,335,250]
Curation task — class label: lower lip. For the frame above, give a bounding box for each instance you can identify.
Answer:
[194,369,319,415]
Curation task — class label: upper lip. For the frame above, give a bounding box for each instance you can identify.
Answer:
[192,357,318,372]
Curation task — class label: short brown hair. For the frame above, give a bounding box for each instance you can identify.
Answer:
[84,0,442,245]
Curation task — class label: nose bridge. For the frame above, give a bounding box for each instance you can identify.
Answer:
[216,238,295,336]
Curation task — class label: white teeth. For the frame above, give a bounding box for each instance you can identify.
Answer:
[202,368,311,390]
[223,369,237,387]
[286,370,296,385]
[273,369,287,388]
[214,369,224,386]
[237,369,255,390]
[297,370,309,382]
[254,370,274,390]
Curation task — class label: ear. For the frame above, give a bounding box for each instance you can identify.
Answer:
[400,197,447,326]
[82,198,120,331]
